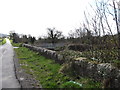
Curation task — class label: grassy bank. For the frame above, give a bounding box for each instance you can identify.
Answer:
[12,43,22,47]
[0,38,2,45]
[15,45,101,88]
[0,38,6,45]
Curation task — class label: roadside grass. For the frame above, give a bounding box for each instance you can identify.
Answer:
[9,39,13,43]
[9,39,21,47]
[15,45,102,88]
[15,47,70,88]
[12,42,22,47]
[0,38,2,45]
[0,38,6,45]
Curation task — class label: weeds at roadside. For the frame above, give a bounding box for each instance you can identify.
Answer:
[0,38,6,45]
[15,46,102,88]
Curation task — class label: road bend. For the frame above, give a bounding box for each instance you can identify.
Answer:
[0,38,20,89]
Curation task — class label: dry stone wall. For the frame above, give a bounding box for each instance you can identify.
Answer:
[73,59,120,88]
[22,44,64,64]
[22,44,120,88]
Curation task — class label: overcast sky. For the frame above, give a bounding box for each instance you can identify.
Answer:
[0,0,119,38]
[0,0,95,38]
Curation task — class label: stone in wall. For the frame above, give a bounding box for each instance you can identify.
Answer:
[97,63,117,79]
[74,59,88,76]
[73,58,120,88]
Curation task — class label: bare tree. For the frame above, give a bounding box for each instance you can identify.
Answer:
[68,30,76,39]
[9,30,15,40]
[82,0,120,61]
[113,0,120,59]
[9,31,21,43]
[47,28,63,44]
[22,35,28,43]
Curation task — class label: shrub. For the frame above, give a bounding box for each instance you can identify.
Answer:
[113,60,120,68]
[68,44,91,51]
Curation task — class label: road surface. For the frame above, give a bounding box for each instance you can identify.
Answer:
[0,38,20,89]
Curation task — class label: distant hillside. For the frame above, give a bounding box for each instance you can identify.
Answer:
[0,33,8,38]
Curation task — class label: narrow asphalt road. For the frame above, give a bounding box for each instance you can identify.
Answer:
[0,38,20,89]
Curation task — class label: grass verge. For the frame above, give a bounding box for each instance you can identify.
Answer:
[0,38,2,45]
[12,43,22,47]
[15,45,102,88]
[1,38,6,45]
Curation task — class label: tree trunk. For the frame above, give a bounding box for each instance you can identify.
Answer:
[113,0,120,60]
